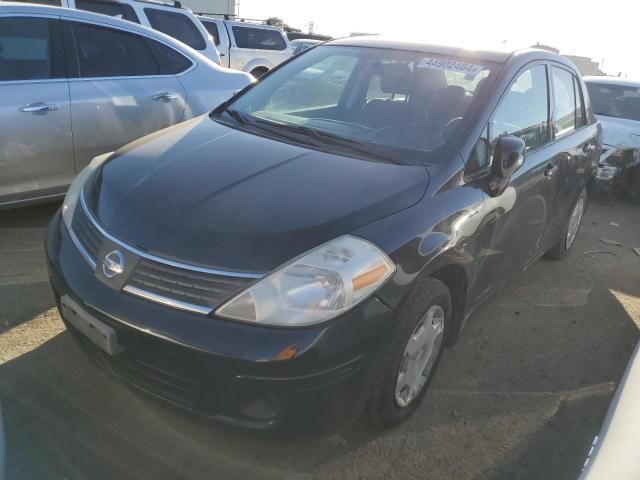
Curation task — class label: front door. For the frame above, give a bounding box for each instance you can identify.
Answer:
[62,19,186,170]
[0,15,74,205]
[469,63,560,303]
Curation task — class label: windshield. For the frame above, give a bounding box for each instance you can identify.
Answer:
[220,45,499,164]
[587,82,640,121]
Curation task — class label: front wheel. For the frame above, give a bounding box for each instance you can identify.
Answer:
[546,187,587,260]
[368,277,451,428]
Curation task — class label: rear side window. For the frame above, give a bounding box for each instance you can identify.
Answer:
[147,40,193,74]
[201,20,220,45]
[232,26,286,51]
[491,65,549,150]
[0,17,62,81]
[551,67,577,137]
[144,8,206,51]
[75,0,140,23]
[71,22,160,78]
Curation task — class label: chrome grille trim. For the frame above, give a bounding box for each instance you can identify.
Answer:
[123,285,213,315]
[79,191,264,279]
[68,222,97,270]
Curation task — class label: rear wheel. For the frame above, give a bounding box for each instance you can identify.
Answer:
[368,277,451,428]
[546,187,587,260]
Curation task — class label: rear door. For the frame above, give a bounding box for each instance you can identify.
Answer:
[0,14,74,205]
[63,19,186,170]
[540,65,598,247]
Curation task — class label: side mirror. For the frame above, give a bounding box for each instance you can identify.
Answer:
[488,135,526,196]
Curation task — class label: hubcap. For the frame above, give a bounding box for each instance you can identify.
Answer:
[566,196,585,249]
[394,305,445,408]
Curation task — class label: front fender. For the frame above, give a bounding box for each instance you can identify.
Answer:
[353,183,487,312]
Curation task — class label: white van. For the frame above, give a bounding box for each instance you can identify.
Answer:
[197,16,292,77]
[4,0,220,63]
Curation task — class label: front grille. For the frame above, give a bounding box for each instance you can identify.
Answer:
[127,259,250,310]
[70,194,257,314]
[72,204,103,263]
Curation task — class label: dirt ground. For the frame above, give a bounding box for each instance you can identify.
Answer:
[0,196,638,480]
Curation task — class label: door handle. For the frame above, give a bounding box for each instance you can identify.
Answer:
[544,164,559,178]
[20,102,59,113]
[152,92,179,101]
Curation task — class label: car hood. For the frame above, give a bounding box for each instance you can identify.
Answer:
[598,115,640,149]
[88,116,429,273]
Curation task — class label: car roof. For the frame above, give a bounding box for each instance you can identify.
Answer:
[0,2,195,52]
[584,76,640,88]
[327,36,566,65]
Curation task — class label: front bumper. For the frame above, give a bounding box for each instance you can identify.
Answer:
[46,211,395,431]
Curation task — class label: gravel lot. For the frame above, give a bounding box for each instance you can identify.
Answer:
[1,197,638,480]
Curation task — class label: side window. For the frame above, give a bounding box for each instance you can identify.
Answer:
[574,75,586,128]
[551,67,577,137]
[491,65,549,150]
[0,17,61,81]
[201,21,220,46]
[75,0,140,23]
[232,26,287,51]
[147,39,193,74]
[144,9,206,51]
[71,22,160,78]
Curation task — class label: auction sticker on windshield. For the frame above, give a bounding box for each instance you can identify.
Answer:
[417,57,484,77]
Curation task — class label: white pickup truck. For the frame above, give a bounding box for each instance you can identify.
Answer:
[197,16,293,77]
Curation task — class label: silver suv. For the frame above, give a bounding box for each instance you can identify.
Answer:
[0,3,252,208]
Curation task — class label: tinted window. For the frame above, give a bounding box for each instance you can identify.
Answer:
[149,40,193,74]
[574,76,586,128]
[232,26,286,51]
[492,65,549,150]
[0,17,57,81]
[552,67,576,137]
[75,0,140,23]
[586,82,640,122]
[145,9,206,50]
[72,23,159,78]
[201,20,220,45]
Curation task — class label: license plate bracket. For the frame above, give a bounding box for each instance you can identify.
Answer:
[61,295,124,355]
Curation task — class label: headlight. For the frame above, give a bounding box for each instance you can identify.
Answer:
[62,153,113,229]
[216,235,395,326]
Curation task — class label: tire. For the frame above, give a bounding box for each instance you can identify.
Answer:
[546,187,587,260]
[368,277,451,428]
[250,67,268,78]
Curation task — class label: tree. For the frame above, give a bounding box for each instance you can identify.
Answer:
[265,17,301,33]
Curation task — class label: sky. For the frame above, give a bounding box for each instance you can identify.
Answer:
[240,0,640,79]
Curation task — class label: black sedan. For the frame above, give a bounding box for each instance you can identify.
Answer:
[46,37,600,431]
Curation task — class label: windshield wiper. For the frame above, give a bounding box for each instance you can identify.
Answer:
[256,121,402,164]
[225,108,250,125]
